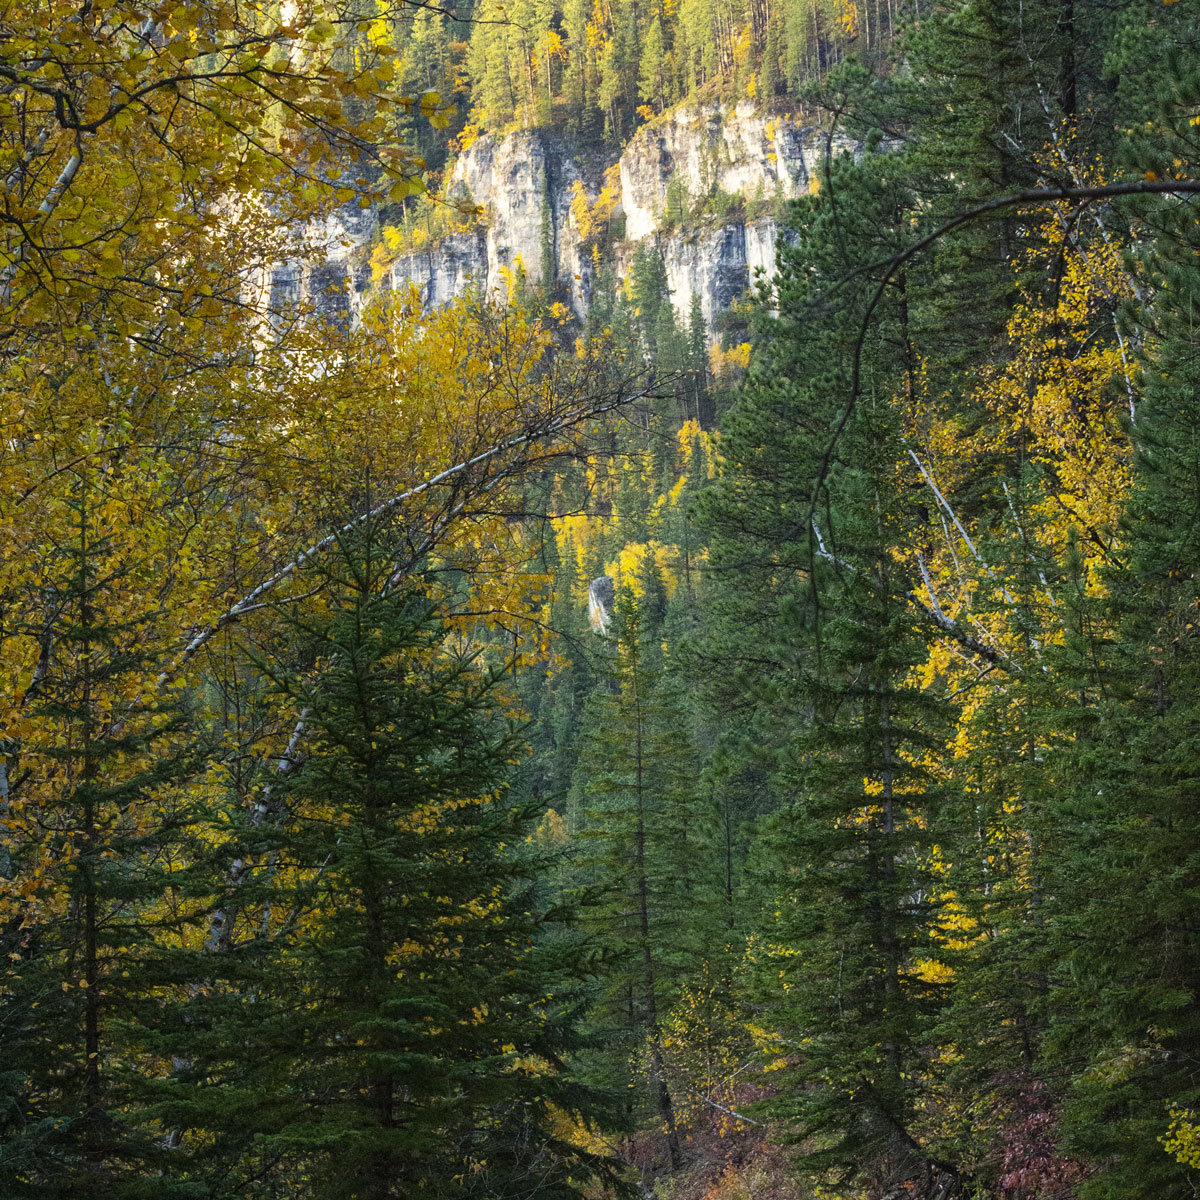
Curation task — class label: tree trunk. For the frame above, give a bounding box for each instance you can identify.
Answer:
[632,676,681,1172]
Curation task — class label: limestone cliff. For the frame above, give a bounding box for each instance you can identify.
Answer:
[290,104,857,337]
[617,101,821,241]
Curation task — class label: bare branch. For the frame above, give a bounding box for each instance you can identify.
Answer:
[706,1098,765,1128]
[161,382,656,684]
[813,521,1014,672]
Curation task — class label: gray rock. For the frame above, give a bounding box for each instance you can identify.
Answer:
[279,105,858,340]
[588,575,615,633]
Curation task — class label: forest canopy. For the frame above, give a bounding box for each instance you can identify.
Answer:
[3,0,1200,1198]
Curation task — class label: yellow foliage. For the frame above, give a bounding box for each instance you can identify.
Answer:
[0,0,436,352]
[731,24,753,69]
[455,120,482,152]
[834,0,859,37]
[370,183,484,279]
[655,967,752,1134]
[609,542,653,595]
[0,285,612,929]
[897,172,1142,988]
[569,164,623,245]
[1163,1106,1200,1169]
[678,418,718,479]
[913,958,955,985]
[534,807,569,849]
[709,342,751,380]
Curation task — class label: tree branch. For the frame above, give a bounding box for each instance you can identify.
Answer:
[813,521,1014,672]
[806,178,1200,524]
[161,382,656,684]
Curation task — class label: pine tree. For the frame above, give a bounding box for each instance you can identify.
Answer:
[170,529,615,1199]
[468,5,518,131]
[638,17,668,111]
[0,473,204,1199]
[571,583,720,1175]
[758,8,779,101]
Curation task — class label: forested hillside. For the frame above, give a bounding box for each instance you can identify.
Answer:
[368,0,881,166]
[4,0,1200,1198]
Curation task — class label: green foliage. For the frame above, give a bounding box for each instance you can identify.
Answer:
[0,478,206,1199]
[571,584,722,1172]
[1034,45,1200,1197]
[15,3,1200,1199]
[698,134,961,1190]
[463,0,899,148]
[158,530,616,1199]
[682,8,1200,1196]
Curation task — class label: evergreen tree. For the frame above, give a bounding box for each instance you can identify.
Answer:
[0,473,204,1199]
[562,0,597,138]
[638,17,668,110]
[1034,38,1200,1197]
[758,8,779,101]
[685,293,711,426]
[171,530,615,1199]
[747,400,953,1189]
[468,4,518,131]
[698,139,959,1190]
[571,583,720,1175]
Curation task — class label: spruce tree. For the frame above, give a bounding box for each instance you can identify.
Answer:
[745,391,955,1193]
[698,139,959,1190]
[0,473,204,1199]
[571,582,720,1175]
[170,529,615,1199]
[1034,40,1200,1197]
[638,17,667,110]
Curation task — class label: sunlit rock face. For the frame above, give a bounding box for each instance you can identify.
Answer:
[448,131,584,297]
[280,106,857,336]
[656,217,781,331]
[266,203,375,328]
[617,101,823,242]
[383,230,489,308]
[588,575,615,633]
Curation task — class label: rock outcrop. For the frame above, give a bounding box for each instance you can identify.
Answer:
[656,217,780,331]
[587,575,615,633]
[383,229,488,308]
[618,101,821,242]
[284,104,858,337]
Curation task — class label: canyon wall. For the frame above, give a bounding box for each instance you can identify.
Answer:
[291,103,857,336]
